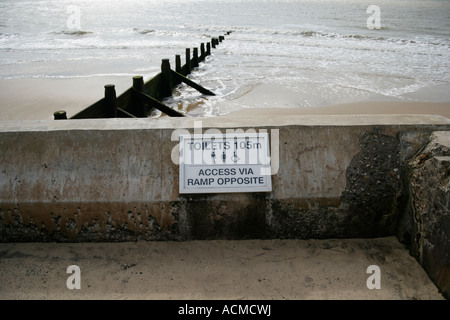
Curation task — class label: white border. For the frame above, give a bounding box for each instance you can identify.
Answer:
[179,133,272,194]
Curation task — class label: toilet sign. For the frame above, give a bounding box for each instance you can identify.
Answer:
[179,133,272,194]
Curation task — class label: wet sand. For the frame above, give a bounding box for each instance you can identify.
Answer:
[221,101,450,119]
[1,77,450,121]
[0,77,132,121]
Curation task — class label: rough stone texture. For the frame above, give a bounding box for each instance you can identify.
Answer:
[0,116,449,244]
[340,131,403,237]
[399,131,450,299]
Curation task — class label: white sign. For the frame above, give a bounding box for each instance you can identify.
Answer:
[179,133,272,194]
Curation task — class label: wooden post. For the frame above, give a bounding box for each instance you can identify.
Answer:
[219,35,224,42]
[53,110,67,120]
[193,47,199,68]
[161,59,173,98]
[131,76,146,117]
[206,42,211,55]
[175,54,182,73]
[104,84,117,118]
[200,43,205,61]
[211,38,216,49]
[185,48,191,75]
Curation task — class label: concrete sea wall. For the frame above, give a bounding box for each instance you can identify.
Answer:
[398,131,450,298]
[0,114,449,295]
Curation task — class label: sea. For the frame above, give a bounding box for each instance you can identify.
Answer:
[0,0,449,117]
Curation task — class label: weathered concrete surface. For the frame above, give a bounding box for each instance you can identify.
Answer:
[0,115,449,243]
[398,131,450,298]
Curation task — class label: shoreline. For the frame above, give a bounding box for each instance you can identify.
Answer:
[0,77,449,121]
[220,101,450,119]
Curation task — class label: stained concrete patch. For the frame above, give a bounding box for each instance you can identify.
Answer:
[0,237,444,300]
[341,131,403,237]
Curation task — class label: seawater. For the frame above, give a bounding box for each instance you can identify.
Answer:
[1,0,449,116]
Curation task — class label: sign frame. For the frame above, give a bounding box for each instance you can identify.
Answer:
[179,132,272,194]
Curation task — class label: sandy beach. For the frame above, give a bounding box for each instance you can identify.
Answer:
[222,100,450,119]
[1,77,450,121]
[0,237,444,300]
[0,77,134,121]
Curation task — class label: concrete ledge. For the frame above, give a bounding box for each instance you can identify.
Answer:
[0,114,449,131]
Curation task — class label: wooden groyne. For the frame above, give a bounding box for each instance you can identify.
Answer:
[53,32,231,120]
